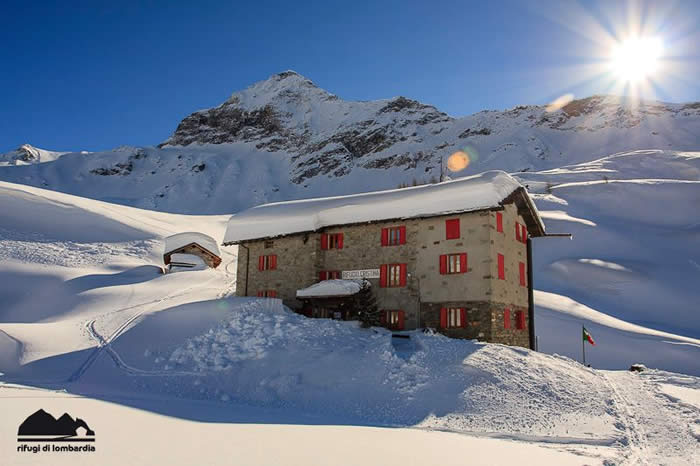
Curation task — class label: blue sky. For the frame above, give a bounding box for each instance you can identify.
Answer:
[1,0,699,153]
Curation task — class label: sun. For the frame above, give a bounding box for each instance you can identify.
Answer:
[609,36,663,83]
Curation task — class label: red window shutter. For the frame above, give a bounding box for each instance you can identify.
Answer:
[381,228,388,246]
[399,264,407,287]
[498,253,505,280]
[439,254,447,275]
[504,308,511,329]
[399,226,406,244]
[397,310,405,330]
[270,255,277,270]
[516,310,526,330]
[519,262,526,286]
[319,271,327,281]
[446,219,460,239]
[269,290,276,298]
[321,233,328,250]
[521,225,527,243]
[337,233,344,249]
[440,308,447,328]
[258,256,264,271]
[515,223,521,242]
[496,212,503,233]
[460,253,467,273]
[379,264,388,288]
[460,308,466,328]
[257,291,263,297]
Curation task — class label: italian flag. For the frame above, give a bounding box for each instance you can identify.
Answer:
[583,327,596,346]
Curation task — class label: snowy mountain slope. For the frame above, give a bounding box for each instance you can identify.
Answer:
[0,72,698,214]
[0,177,698,465]
[515,150,700,339]
[535,290,699,375]
[0,143,68,166]
[0,180,235,374]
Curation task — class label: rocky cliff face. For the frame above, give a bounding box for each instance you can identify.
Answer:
[160,71,455,183]
[0,144,67,165]
[1,71,698,214]
[159,71,700,184]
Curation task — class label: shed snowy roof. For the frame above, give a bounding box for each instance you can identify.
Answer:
[169,253,207,266]
[296,279,363,298]
[164,232,221,257]
[224,170,544,244]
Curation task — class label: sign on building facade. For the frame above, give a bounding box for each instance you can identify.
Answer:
[341,269,380,279]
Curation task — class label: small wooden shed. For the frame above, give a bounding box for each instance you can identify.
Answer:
[163,232,222,269]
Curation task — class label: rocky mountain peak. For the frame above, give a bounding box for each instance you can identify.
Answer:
[0,143,67,165]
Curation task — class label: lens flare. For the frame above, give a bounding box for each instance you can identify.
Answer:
[546,93,575,112]
[447,151,470,172]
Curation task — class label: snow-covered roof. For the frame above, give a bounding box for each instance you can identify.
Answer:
[169,253,207,266]
[164,232,221,257]
[296,279,363,298]
[224,170,544,244]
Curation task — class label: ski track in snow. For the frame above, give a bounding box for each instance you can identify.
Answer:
[602,371,700,465]
[68,274,221,382]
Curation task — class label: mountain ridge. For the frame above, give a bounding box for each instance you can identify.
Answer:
[0,71,698,215]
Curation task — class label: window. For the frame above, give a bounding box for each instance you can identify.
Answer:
[258,254,277,271]
[257,290,276,298]
[504,308,511,329]
[497,253,505,280]
[380,263,407,288]
[496,212,503,233]
[515,223,528,243]
[516,310,526,330]
[264,240,274,249]
[440,307,466,329]
[445,218,460,240]
[319,270,341,281]
[439,253,467,274]
[389,264,402,287]
[381,226,406,246]
[519,262,526,287]
[383,310,405,330]
[321,233,344,250]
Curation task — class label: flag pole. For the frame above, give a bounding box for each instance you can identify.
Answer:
[582,325,586,366]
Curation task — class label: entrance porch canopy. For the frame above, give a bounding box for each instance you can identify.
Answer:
[296,279,364,299]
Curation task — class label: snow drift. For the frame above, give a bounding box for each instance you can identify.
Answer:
[104,298,619,441]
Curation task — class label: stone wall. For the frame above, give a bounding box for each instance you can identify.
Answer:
[490,202,529,308]
[489,301,530,347]
[420,301,493,341]
[235,233,317,303]
[231,204,532,348]
[487,201,531,348]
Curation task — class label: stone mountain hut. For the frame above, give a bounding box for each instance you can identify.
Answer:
[223,171,551,349]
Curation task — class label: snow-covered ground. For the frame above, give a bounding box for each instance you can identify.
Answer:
[0,179,698,465]
[515,150,700,373]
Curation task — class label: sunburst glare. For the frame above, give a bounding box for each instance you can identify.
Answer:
[609,36,663,83]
